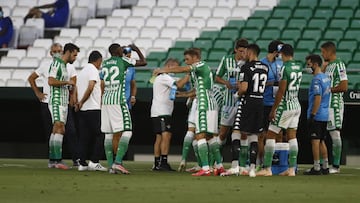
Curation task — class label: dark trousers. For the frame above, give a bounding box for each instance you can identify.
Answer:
[77,110,104,165]
[40,102,52,143]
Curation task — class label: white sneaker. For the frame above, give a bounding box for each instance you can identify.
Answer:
[178,160,186,172]
[220,166,239,176]
[329,167,340,174]
[88,161,107,171]
[249,168,256,178]
[78,165,88,171]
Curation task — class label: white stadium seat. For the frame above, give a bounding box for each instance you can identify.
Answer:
[153,38,173,51]
[74,36,93,49]
[86,19,106,29]
[77,0,96,18]
[166,17,186,29]
[120,26,139,41]
[180,27,200,40]
[171,7,191,19]
[7,49,27,60]
[12,69,34,81]
[132,6,152,18]
[160,27,180,41]
[6,79,26,87]
[27,47,47,60]
[217,0,237,8]
[0,69,13,80]
[192,7,212,19]
[231,7,252,19]
[12,6,30,17]
[145,17,165,30]
[187,17,206,29]
[140,26,160,40]
[134,38,153,50]
[112,9,131,17]
[157,0,176,8]
[238,0,257,10]
[71,6,89,27]
[59,28,80,38]
[152,6,171,18]
[79,26,99,40]
[100,27,120,40]
[213,7,232,19]
[33,39,53,50]
[137,0,156,8]
[126,16,146,29]
[198,0,216,8]
[177,0,197,8]
[96,0,115,17]
[206,17,226,30]
[54,36,74,46]
[18,57,40,68]
[93,37,113,48]
[106,16,126,27]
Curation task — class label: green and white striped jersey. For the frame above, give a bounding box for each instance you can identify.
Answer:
[101,56,136,105]
[48,57,69,106]
[325,58,348,108]
[215,54,245,106]
[278,60,302,111]
[190,61,217,111]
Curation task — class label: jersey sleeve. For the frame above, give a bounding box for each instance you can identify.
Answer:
[35,63,48,77]
[122,57,137,67]
[337,61,348,81]
[279,65,287,81]
[89,67,99,81]
[215,56,226,77]
[312,77,322,96]
[48,61,59,78]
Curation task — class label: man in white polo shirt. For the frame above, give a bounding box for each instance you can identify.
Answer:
[76,50,106,171]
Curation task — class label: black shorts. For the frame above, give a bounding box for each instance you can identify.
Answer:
[234,99,264,134]
[263,105,272,131]
[309,120,328,140]
[152,116,172,134]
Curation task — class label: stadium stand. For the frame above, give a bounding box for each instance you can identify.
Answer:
[0,0,359,87]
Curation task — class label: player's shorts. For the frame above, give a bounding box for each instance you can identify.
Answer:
[48,104,68,124]
[101,104,132,133]
[327,105,344,131]
[195,109,218,134]
[151,115,172,134]
[309,121,328,140]
[220,105,237,126]
[234,100,264,134]
[263,105,272,131]
[269,109,301,134]
[187,98,197,128]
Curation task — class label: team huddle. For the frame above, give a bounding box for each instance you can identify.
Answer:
[28,39,347,177]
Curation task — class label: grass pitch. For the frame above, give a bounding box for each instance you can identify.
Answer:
[0,159,359,203]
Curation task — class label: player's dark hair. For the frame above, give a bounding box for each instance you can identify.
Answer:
[109,43,121,56]
[184,48,201,59]
[88,50,102,63]
[235,38,248,49]
[268,40,283,53]
[279,44,294,57]
[247,43,260,56]
[305,54,323,67]
[164,58,180,66]
[321,41,336,54]
[63,43,80,54]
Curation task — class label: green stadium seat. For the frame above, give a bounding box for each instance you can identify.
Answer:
[286,17,308,30]
[295,49,310,62]
[261,28,281,39]
[340,0,359,7]
[227,20,245,28]
[347,61,360,70]
[280,38,296,47]
[307,18,328,31]
[354,9,360,18]
[271,6,292,18]
[266,17,287,30]
[206,59,221,69]
[292,7,313,20]
[281,28,302,42]
[316,38,335,49]
[350,18,360,29]
[194,38,213,51]
[240,27,261,41]
[296,39,317,53]
[318,0,339,9]
[173,41,193,49]
[201,49,208,61]
[256,39,271,51]
[135,69,152,87]
[344,28,360,41]
[258,48,267,60]
[146,58,160,68]
[334,7,354,19]
[323,28,344,42]
[219,27,240,41]
[298,0,319,10]
[347,74,360,90]
[167,48,185,62]
[313,7,333,20]
[353,51,360,62]
[336,49,352,64]
[251,10,272,19]
[207,48,227,61]
[147,52,167,62]
[338,39,358,53]
[213,38,233,51]
[329,18,350,31]
[278,0,298,9]
[199,31,219,41]
[245,17,266,30]
[302,28,323,42]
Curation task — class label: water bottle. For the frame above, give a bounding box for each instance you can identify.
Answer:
[169,84,177,100]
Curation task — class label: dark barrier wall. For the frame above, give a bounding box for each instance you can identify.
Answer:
[0,87,359,164]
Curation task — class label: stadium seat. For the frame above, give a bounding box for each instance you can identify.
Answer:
[347,61,360,70]
[74,37,93,49]
[100,27,120,40]
[140,27,160,40]
[340,0,360,7]
[353,52,360,62]
[256,39,271,51]
[286,18,308,30]
[120,27,140,41]
[152,6,171,18]
[295,48,312,61]
[266,17,287,30]
[323,28,344,42]
[180,27,200,40]
[217,0,237,8]
[132,6,152,18]
[157,0,176,8]
[292,7,313,20]
[258,0,278,8]
[93,37,113,48]
[240,27,261,42]
[192,7,212,19]
[313,7,333,20]
[33,39,53,49]
[245,17,266,30]
[106,16,126,28]
[0,0,16,8]
[334,7,354,19]
[18,57,39,68]
[281,28,302,42]
[271,6,292,18]
[134,38,153,50]
[126,16,146,29]
[338,39,358,53]
[194,38,213,51]
[79,26,99,40]
[167,48,185,62]
[146,58,160,68]
[113,38,132,48]
[166,17,186,29]
[336,50,352,64]
[27,47,47,60]
[6,79,26,87]
[177,0,197,8]
[187,17,206,29]
[86,19,106,29]
[160,27,180,41]
[0,79,5,87]
[296,39,317,53]
[0,57,19,68]
[207,48,227,61]
[230,7,251,20]
[173,41,193,49]
[77,0,96,18]
[0,69,13,81]
[11,69,33,81]
[238,0,257,9]
[54,36,73,46]
[60,28,80,38]
[71,7,89,27]
[198,0,217,8]
[213,7,231,20]
[206,17,226,30]
[153,38,173,51]
[307,18,328,31]
[12,6,30,18]
[318,0,339,9]
[145,17,165,30]
[261,28,281,40]
[302,28,323,42]
[354,9,360,18]
[219,27,240,41]
[213,38,233,51]
[344,28,360,41]
[112,9,131,17]
[329,18,350,31]
[7,49,27,60]
[350,18,360,29]
[172,7,191,19]
[251,10,272,20]
[298,0,319,10]
[300,73,312,89]
[96,0,115,17]
[206,60,221,69]
[226,19,245,28]
[137,0,156,8]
